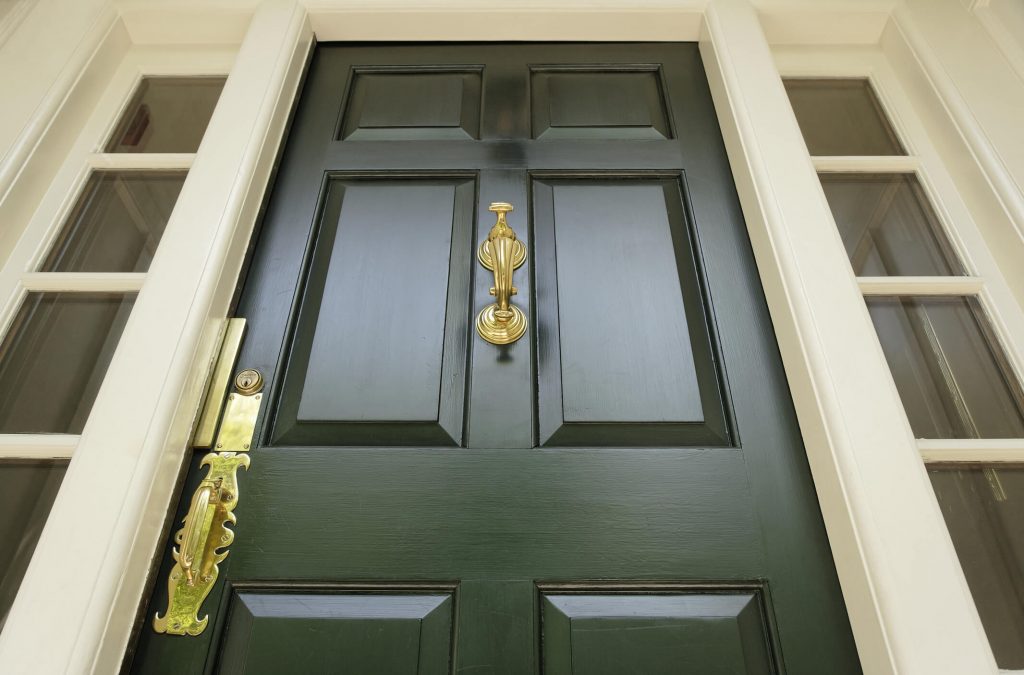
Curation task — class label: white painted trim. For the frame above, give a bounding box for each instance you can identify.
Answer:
[0,434,77,460]
[20,272,147,292]
[972,0,1024,84]
[920,438,1024,463]
[856,276,985,295]
[891,6,1024,265]
[0,44,237,344]
[0,0,1018,673]
[0,1,117,211]
[702,1,999,671]
[0,2,311,672]
[0,0,37,48]
[776,45,1024,397]
[86,152,195,170]
[811,155,920,173]
[773,38,1024,673]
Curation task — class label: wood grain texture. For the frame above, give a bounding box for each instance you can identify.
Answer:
[340,68,482,140]
[531,67,671,140]
[533,177,729,446]
[132,43,860,675]
[216,592,453,675]
[272,177,473,446]
[541,592,773,675]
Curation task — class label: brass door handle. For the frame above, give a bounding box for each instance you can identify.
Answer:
[153,363,262,637]
[477,202,527,345]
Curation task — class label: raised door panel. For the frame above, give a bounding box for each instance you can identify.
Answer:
[533,177,729,446]
[272,177,474,446]
[531,67,672,140]
[540,591,774,675]
[217,592,453,674]
[340,68,482,140]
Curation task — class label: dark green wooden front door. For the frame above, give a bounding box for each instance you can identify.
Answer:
[131,43,860,674]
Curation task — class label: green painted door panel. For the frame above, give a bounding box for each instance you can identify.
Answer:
[217,592,453,674]
[129,43,860,674]
[541,592,773,675]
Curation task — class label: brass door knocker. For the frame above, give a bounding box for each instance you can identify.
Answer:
[476,202,527,345]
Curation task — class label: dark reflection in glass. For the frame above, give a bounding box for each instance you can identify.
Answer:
[784,78,905,156]
[821,173,962,276]
[0,461,67,632]
[0,293,136,433]
[929,466,1024,668]
[867,297,1024,438]
[41,171,185,273]
[105,76,225,154]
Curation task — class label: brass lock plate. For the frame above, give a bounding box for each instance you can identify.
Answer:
[214,371,264,453]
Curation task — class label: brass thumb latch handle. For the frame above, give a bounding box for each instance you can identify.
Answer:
[153,358,262,637]
[476,202,527,345]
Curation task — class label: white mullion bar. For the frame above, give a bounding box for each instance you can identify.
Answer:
[857,276,984,295]
[86,153,195,170]
[920,438,1024,463]
[21,272,147,293]
[812,155,920,172]
[0,434,77,460]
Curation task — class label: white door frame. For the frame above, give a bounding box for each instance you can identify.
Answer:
[0,1,1020,672]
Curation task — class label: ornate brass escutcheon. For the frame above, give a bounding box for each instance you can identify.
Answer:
[476,202,528,345]
[153,365,263,637]
[152,451,249,636]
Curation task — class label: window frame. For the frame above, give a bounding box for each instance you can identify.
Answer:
[774,46,1024,463]
[0,47,235,459]
[775,45,1024,672]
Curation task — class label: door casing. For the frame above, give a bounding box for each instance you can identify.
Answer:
[0,3,1006,674]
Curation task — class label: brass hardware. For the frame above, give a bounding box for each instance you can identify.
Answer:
[215,391,261,452]
[194,319,247,448]
[476,202,528,345]
[154,368,263,636]
[153,452,249,636]
[234,369,263,395]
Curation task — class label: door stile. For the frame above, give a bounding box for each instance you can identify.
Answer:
[467,169,534,449]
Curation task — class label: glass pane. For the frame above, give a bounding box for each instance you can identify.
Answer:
[105,76,225,154]
[820,173,963,276]
[783,78,905,156]
[866,296,1024,438]
[40,171,185,273]
[0,461,67,633]
[0,293,135,433]
[929,466,1024,668]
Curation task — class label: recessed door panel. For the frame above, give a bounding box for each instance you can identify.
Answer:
[534,177,729,446]
[273,177,474,446]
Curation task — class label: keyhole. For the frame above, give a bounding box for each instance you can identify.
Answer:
[234,369,263,395]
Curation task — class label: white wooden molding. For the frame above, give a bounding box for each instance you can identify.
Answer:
[701,1,998,672]
[0,0,116,210]
[920,438,1024,463]
[0,2,312,673]
[0,0,37,48]
[0,0,1019,673]
[21,272,147,292]
[856,276,985,295]
[811,155,920,173]
[0,434,78,460]
[892,5,1024,257]
[972,0,1024,84]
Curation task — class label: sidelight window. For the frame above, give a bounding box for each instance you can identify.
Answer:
[0,75,223,629]
[786,76,1024,669]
